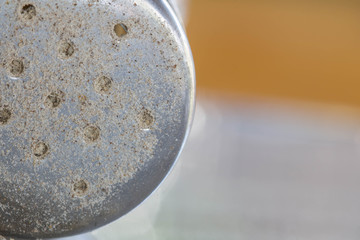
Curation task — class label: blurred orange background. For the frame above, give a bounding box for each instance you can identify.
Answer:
[187,0,360,106]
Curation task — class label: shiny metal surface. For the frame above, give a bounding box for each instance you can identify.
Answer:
[0,0,194,238]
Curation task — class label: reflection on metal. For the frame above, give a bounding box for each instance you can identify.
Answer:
[168,0,190,24]
[0,0,194,238]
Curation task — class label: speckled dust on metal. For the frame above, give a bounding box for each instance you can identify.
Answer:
[0,0,194,239]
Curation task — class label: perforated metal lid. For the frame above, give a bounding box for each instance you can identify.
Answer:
[0,0,195,238]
